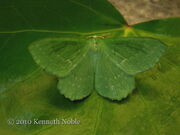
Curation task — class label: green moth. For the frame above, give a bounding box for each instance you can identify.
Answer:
[29,36,166,101]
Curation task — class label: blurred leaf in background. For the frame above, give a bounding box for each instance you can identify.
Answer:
[0,0,179,135]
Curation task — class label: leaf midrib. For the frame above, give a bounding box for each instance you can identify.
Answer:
[0,28,124,35]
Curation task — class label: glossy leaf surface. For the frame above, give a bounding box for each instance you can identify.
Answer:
[0,0,179,135]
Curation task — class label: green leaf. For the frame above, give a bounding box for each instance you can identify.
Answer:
[0,0,179,135]
[134,18,180,37]
[0,0,126,32]
[0,69,179,135]
[0,0,126,92]
[0,32,40,92]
